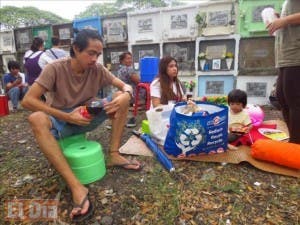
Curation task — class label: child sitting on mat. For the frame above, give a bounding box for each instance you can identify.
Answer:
[227,89,252,145]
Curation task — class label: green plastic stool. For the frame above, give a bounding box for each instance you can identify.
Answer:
[58,134,106,184]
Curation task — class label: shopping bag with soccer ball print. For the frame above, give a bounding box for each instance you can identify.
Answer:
[164,101,228,158]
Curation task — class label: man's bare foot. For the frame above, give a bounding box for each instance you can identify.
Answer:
[108,151,142,170]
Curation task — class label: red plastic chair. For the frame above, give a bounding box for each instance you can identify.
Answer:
[133,82,151,116]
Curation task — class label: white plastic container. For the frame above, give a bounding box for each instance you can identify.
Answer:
[261,7,278,36]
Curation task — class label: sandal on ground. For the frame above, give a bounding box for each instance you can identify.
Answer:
[71,193,94,222]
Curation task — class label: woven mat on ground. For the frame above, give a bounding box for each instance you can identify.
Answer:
[119,120,300,178]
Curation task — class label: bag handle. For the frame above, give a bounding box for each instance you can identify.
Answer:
[49,49,59,59]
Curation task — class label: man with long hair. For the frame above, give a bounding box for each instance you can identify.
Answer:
[22,29,142,222]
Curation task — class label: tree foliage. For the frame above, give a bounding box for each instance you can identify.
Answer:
[0,6,69,29]
[0,0,186,29]
[75,3,119,18]
[76,0,184,18]
[115,0,167,9]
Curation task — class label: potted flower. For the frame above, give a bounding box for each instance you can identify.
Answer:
[224,51,234,70]
[198,52,206,71]
[184,80,196,99]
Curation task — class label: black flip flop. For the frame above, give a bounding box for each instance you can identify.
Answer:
[72,193,94,222]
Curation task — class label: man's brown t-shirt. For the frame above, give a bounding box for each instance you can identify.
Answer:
[36,58,114,109]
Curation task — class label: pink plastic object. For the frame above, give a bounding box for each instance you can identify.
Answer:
[245,104,264,127]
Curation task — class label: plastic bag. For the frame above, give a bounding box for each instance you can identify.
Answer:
[164,101,228,158]
[146,105,173,145]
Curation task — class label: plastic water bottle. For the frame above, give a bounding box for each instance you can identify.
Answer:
[261,7,279,36]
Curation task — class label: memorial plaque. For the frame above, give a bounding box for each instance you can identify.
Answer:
[171,14,188,29]
[163,41,195,72]
[107,21,126,42]
[239,37,275,73]
[19,31,30,44]
[14,27,33,52]
[165,44,188,61]
[59,28,71,40]
[138,18,153,32]
[102,16,127,43]
[246,82,267,97]
[52,23,73,47]
[206,45,227,60]
[139,50,155,59]
[208,11,229,27]
[132,44,160,67]
[109,22,123,35]
[206,81,224,95]
[110,51,123,64]
[103,46,128,74]
[2,34,12,47]
[37,30,48,41]
[252,49,268,58]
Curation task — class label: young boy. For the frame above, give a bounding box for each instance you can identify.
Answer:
[227,89,252,144]
[3,60,29,112]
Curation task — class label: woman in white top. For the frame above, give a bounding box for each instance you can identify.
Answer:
[150,56,184,108]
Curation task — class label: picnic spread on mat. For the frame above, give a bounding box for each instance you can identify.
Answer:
[119,101,299,178]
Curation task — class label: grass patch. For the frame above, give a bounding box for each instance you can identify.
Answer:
[127,164,181,224]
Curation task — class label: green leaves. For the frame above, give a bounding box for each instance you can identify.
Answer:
[0,6,69,29]
[195,12,207,28]
[75,3,119,18]
[183,81,196,90]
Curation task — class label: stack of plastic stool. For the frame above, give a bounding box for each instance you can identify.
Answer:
[58,134,106,184]
[133,57,159,116]
[133,83,151,116]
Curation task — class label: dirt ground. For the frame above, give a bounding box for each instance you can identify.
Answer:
[0,105,299,225]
